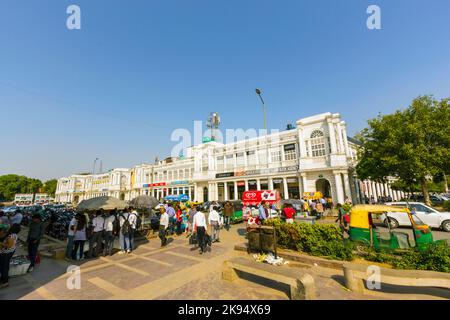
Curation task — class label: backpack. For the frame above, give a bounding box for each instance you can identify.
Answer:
[112,216,121,236]
[135,214,142,230]
[120,214,132,235]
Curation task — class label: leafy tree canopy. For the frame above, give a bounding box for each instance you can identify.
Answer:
[356,95,450,205]
[0,174,43,202]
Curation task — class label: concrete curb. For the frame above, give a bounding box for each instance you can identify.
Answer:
[234,243,344,270]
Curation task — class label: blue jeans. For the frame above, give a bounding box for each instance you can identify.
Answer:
[66,235,74,259]
[119,233,132,251]
[223,216,231,230]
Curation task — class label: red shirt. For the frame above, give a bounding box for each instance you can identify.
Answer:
[283,207,295,219]
[176,209,182,222]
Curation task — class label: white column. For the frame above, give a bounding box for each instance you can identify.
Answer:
[256,179,261,190]
[334,173,345,204]
[234,181,238,200]
[224,182,228,201]
[214,183,219,201]
[268,178,274,190]
[371,182,378,202]
[188,186,192,200]
[327,119,337,154]
[307,140,312,157]
[283,177,289,200]
[343,173,352,202]
[301,174,307,194]
[341,122,350,157]
[194,183,198,201]
[298,128,307,158]
[245,180,249,191]
[336,122,344,154]
[376,183,382,200]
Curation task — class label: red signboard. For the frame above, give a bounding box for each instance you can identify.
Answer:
[242,190,281,206]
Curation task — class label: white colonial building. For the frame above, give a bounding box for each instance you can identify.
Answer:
[55,112,405,205]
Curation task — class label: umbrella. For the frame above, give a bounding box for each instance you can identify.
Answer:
[77,196,129,211]
[129,195,159,209]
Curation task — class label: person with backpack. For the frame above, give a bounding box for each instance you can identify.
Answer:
[118,210,132,254]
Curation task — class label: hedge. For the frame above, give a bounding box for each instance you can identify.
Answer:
[264,218,450,272]
[264,218,354,261]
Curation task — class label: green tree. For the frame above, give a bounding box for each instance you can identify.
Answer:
[43,179,58,197]
[0,174,43,201]
[356,96,450,206]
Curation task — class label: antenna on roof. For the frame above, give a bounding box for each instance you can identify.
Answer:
[206,112,221,141]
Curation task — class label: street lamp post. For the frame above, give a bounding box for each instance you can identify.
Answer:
[255,88,267,131]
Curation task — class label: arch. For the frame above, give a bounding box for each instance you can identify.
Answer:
[120,193,125,201]
[315,178,331,198]
[73,195,80,204]
[310,130,324,138]
[203,187,209,202]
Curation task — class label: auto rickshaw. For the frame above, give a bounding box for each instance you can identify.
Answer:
[349,204,446,252]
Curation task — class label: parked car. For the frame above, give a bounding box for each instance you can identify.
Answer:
[384,202,450,232]
[407,194,447,205]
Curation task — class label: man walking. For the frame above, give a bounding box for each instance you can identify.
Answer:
[88,211,104,258]
[208,206,221,243]
[223,201,233,231]
[193,207,207,254]
[159,207,169,247]
[26,213,45,273]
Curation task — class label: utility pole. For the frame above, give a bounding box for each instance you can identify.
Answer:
[255,88,267,131]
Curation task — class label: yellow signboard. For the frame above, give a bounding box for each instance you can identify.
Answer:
[303,191,323,200]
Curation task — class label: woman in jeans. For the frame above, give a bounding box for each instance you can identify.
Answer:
[72,214,87,261]
[0,224,21,289]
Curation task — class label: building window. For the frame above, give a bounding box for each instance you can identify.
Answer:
[247,150,257,165]
[217,156,224,171]
[284,144,296,161]
[236,152,245,167]
[226,154,234,170]
[258,149,267,165]
[202,154,209,172]
[271,147,282,163]
[310,130,326,157]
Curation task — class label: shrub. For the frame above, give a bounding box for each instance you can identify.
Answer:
[443,200,450,212]
[392,243,450,273]
[264,218,354,261]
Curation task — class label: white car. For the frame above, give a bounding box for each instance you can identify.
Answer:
[384,202,450,232]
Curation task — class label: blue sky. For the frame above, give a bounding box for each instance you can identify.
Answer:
[1,0,449,180]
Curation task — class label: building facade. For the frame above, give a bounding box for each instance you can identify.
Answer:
[55,112,405,205]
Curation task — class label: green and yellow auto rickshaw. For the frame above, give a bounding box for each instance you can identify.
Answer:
[349,204,447,252]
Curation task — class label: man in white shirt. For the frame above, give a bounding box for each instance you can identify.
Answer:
[88,210,105,258]
[128,207,138,252]
[193,208,207,254]
[208,206,221,243]
[65,216,77,261]
[159,207,169,247]
[103,211,116,256]
[9,210,23,226]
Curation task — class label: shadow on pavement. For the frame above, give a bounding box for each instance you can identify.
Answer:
[331,275,450,299]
